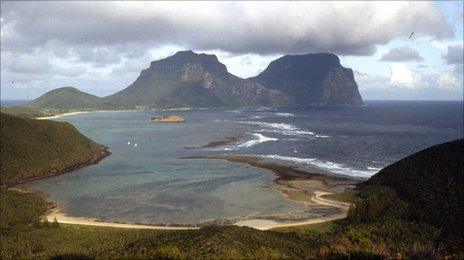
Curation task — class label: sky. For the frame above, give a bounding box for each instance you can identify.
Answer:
[1,1,463,101]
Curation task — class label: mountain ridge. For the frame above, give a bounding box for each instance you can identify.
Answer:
[104,50,293,108]
[21,50,363,112]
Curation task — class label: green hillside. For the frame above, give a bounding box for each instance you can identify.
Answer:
[25,86,111,112]
[364,139,464,243]
[0,106,50,118]
[1,137,462,258]
[0,113,108,186]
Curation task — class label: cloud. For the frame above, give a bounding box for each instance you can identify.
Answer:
[5,53,53,74]
[0,1,460,100]
[443,45,464,64]
[1,1,453,58]
[380,46,423,62]
[388,62,461,90]
[389,63,416,88]
[3,52,87,77]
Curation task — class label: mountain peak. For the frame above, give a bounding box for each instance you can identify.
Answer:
[169,50,220,63]
[173,50,196,57]
[252,52,363,106]
[26,86,103,110]
[147,50,226,76]
[277,52,341,69]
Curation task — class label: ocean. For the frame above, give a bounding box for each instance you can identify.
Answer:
[21,101,464,224]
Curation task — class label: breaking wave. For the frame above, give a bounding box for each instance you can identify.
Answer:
[238,121,315,136]
[257,154,378,178]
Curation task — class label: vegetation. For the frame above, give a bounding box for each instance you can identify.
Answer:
[0,106,50,118]
[365,139,464,248]
[0,113,105,186]
[0,189,47,229]
[25,86,114,112]
[324,190,358,204]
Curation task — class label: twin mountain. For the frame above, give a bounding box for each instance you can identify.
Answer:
[27,50,363,111]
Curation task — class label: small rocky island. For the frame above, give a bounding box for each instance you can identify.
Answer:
[150,115,185,123]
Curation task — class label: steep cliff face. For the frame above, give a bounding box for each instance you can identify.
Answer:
[251,53,363,106]
[25,51,363,110]
[105,50,293,108]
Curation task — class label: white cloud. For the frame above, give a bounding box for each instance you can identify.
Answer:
[389,63,416,88]
[381,46,423,62]
[388,62,461,91]
[436,72,459,90]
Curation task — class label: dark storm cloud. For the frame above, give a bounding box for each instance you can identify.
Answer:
[380,46,424,62]
[1,1,453,59]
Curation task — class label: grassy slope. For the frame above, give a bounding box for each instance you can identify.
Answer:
[0,113,103,186]
[0,106,50,119]
[364,139,464,241]
[0,189,47,229]
[26,86,108,111]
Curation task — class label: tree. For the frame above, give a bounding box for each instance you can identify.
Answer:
[43,217,49,227]
[52,216,60,228]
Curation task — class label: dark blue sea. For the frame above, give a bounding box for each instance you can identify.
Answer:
[21,101,464,224]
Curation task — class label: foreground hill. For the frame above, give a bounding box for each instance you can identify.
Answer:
[251,53,363,106]
[25,86,111,111]
[104,50,292,108]
[364,139,464,241]
[0,113,109,186]
[1,106,50,118]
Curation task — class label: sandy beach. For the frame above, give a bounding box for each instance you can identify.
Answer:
[44,189,350,230]
[37,111,93,120]
[36,109,140,120]
[235,191,350,230]
[45,206,196,230]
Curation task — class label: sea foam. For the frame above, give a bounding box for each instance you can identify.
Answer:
[237,133,278,148]
[258,154,377,178]
[274,112,295,117]
[238,121,315,136]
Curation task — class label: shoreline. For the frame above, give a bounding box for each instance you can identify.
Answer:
[180,155,360,185]
[41,189,350,231]
[8,122,358,230]
[45,205,197,230]
[36,109,141,120]
[16,154,357,231]
[181,155,358,229]
[235,191,350,230]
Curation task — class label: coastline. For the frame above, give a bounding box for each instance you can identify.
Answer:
[7,116,358,230]
[36,109,141,120]
[235,191,350,230]
[180,155,358,229]
[15,154,357,231]
[41,189,350,231]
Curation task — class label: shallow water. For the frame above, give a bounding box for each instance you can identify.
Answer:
[21,101,463,224]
